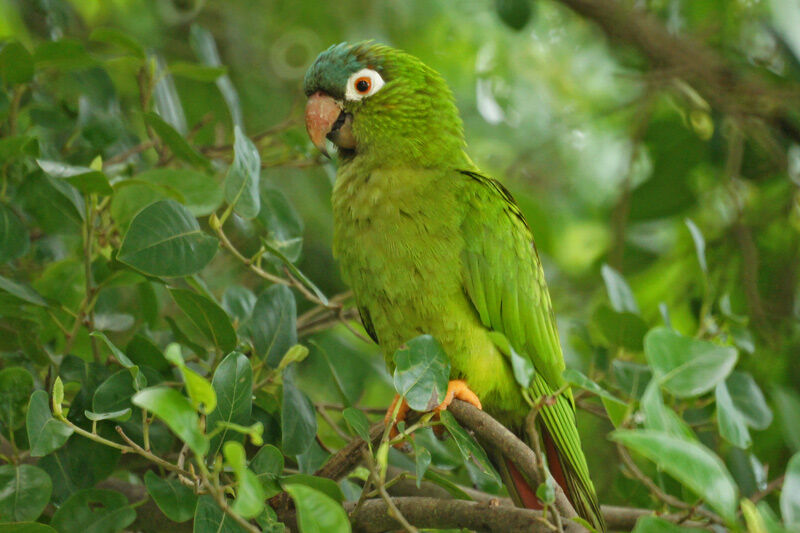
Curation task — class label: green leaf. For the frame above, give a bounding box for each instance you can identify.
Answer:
[93,370,136,414]
[281,369,316,456]
[342,407,370,442]
[143,470,197,523]
[189,25,243,128]
[0,135,39,162]
[644,327,737,398]
[251,445,283,497]
[593,305,648,351]
[0,367,34,431]
[207,352,253,458]
[223,441,265,518]
[781,452,800,528]
[727,372,773,430]
[90,332,146,390]
[0,465,52,521]
[261,240,327,305]
[611,429,738,523]
[132,387,208,456]
[89,28,145,59]
[169,61,226,81]
[27,390,73,456]
[281,474,344,502]
[439,410,500,482]
[224,126,261,219]
[613,360,652,399]
[601,264,639,314]
[0,275,48,307]
[414,446,432,488]
[258,187,304,263]
[169,289,236,353]
[34,40,98,71]
[245,285,297,367]
[221,286,256,322]
[563,368,628,427]
[0,523,56,533]
[0,42,33,84]
[50,488,135,533]
[118,200,218,278]
[774,387,800,452]
[684,218,707,273]
[37,160,112,195]
[284,483,351,533]
[84,408,132,422]
[0,203,29,264]
[392,335,451,411]
[716,380,751,448]
[640,381,694,440]
[632,516,701,533]
[143,112,210,169]
[193,495,249,533]
[163,344,216,414]
[536,478,555,505]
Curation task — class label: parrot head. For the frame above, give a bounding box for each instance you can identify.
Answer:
[303,42,465,165]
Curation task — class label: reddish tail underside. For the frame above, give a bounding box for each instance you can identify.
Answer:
[506,427,570,510]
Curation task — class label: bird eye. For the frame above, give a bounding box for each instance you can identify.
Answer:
[345,68,385,101]
[355,77,371,93]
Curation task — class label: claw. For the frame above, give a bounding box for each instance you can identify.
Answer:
[433,380,482,438]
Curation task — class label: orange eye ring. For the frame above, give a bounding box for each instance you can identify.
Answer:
[355,76,371,94]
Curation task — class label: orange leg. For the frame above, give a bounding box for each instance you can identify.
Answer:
[384,394,410,440]
[434,379,482,413]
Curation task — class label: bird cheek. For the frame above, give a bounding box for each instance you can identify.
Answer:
[330,113,356,150]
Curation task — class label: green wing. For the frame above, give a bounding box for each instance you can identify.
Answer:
[459,170,604,531]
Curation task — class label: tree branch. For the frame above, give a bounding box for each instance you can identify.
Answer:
[552,0,800,145]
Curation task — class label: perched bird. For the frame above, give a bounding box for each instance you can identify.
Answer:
[303,42,604,531]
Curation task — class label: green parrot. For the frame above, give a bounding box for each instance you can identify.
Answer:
[303,42,604,531]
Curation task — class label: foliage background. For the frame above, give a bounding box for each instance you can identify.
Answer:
[1,0,799,531]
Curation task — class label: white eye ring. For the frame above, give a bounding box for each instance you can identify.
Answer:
[345,68,385,101]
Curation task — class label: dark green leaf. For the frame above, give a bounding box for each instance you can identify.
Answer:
[392,335,450,411]
[34,40,98,71]
[593,305,648,351]
[0,276,48,307]
[414,446,432,488]
[258,187,304,262]
[27,390,73,457]
[611,429,738,523]
[91,332,146,390]
[342,407,370,442]
[115,169,222,222]
[0,523,56,533]
[144,470,197,523]
[281,368,316,456]
[193,495,248,533]
[613,360,652,399]
[640,382,694,440]
[284,483,351,533]
[774,387,800,452]
[0,203,29,263]
[50,488,135,533]
[38,433,120,503]
[207,352,253,458]
[221,286,256,323]
[251,445,283,497]
[781,452,800,528]
[439,410,500,482]
[143,112,210,169]
[262,240,327,305]
[601,264,639,314]
[495,0,533,30]
[118,200,218,277]
[93,370,136,414]
[632,516,701,533]
[727,372,772,430]
[224,126,260,219]
[169,289,236,353]
[644,327,737,398]
[0,42,33,84]
[89,28,145,59]
[132,387,208,456]
[563,368,628,427]
[716,380,751,448]
[0,465,52,521]
[245,285,297,367]
[189,25,243,128]
[0,367,34,431]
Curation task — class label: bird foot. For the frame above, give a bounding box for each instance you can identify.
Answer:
[384,380,482,443]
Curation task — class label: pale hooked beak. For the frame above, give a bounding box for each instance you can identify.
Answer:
[304,91,355,157]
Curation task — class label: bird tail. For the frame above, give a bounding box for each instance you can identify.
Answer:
[492,400,605,531]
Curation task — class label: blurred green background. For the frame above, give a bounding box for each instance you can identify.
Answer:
[2,0,800,525]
